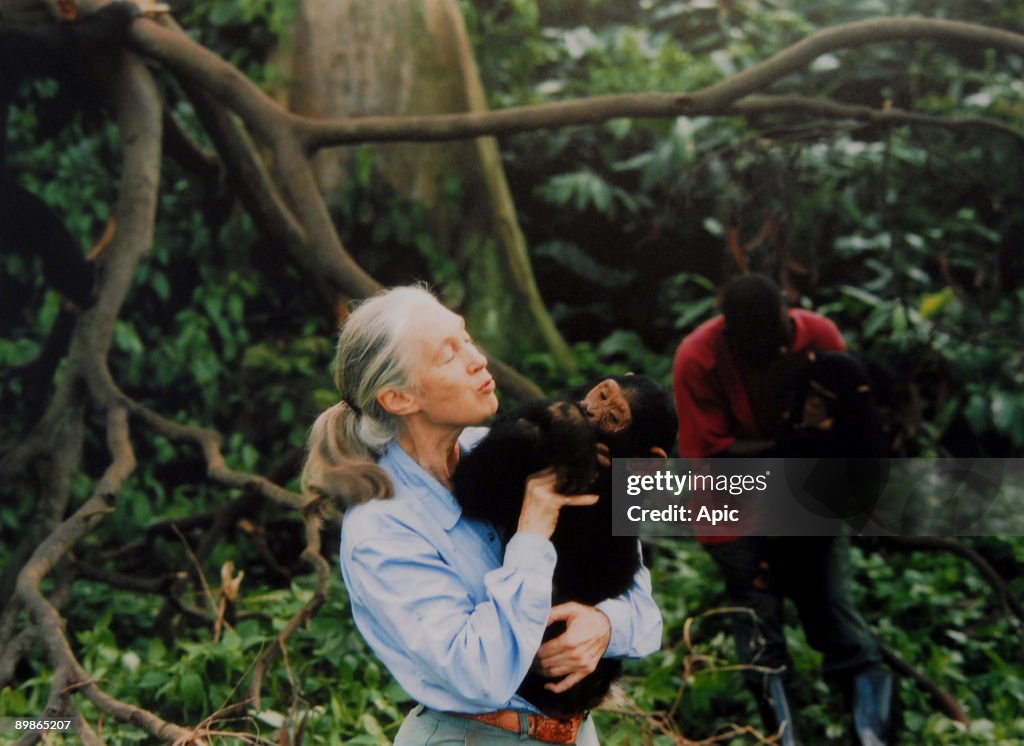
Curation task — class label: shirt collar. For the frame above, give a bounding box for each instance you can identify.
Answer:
[381,439,463,531]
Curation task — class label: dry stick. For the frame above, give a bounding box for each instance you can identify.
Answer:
[670,607,786,727]
[603,697,775,746]
[172,524,220,618]
[74,711,105,746]
[879,643,970,725]
[73,560,181,594]
[247,512,331,710]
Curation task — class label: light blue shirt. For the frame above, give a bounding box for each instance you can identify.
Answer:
[339,427,663,714]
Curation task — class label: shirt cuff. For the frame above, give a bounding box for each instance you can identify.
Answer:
[595,596,630,657]
[504,532,557,575]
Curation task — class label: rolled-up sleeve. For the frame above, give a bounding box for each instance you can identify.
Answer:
[596,542,663,658]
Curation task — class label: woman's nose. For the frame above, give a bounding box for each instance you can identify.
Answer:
[466,343,488,370]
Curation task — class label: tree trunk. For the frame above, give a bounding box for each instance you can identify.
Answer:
[281,0,574,371]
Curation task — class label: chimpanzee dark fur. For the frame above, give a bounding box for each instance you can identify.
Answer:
[453,375,677,718]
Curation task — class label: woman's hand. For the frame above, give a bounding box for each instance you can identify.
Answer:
[534,602,612,692]
[517,470,598,540]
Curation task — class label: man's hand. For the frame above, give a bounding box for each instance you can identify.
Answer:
[535,602,611,693]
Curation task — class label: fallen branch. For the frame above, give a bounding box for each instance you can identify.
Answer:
[879,643,970,725]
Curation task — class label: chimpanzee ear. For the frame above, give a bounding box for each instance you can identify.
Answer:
[513,418,543,446]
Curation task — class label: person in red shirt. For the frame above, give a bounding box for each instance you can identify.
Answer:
[672,274,895,746]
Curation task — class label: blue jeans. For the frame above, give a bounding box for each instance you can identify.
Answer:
[394,705,600,745]
[705,535,881,686]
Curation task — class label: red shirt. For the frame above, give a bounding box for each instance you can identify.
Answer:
[673,309,845,542]
[673,309,845,458]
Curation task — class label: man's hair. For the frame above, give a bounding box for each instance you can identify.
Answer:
[721,274,785,331]
[721,274,789,367]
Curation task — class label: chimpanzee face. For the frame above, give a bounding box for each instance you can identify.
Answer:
[579,379,632,435]
[800,379,840,430]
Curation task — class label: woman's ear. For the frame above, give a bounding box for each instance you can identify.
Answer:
[378,387,420,416]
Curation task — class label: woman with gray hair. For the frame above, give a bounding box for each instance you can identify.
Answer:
[304,286,662,745]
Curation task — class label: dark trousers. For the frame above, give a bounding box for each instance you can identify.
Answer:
[705,536,880,688]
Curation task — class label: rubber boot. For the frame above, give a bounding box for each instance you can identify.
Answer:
[756,673,800,746]
[850,667,897,745]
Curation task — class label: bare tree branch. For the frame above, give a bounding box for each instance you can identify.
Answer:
[279,19,1024,148]
[129,17,546,400]
[734,95,1024,145]
[129,399,306,510]
[880,643,970,725]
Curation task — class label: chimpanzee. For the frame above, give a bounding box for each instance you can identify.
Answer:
[777,350,888,459]
[453,374,677,718]
[775,350,891,530]
[0,2,140,310]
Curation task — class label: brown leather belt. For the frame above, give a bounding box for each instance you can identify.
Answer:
[452,709,586,744]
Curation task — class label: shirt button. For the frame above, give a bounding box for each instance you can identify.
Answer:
[487,532,496,542]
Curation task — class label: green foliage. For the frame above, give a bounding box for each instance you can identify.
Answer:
[3,0,1024,743]
[179,0,299,84]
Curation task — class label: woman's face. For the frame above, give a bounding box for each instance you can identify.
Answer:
[401,301,498,428]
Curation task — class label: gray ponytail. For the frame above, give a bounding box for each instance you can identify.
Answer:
[302,286,438,507]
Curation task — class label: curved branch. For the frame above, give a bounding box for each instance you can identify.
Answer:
[9,53,203,744]
[17,410,192,743]
[129,17,546,400]
[734,95,1024,145]
[879,643,970,725]
[129,399,306,510]
[129,17,379,298]
[695,18,1024,110]
[182,84,311,262]
[282,19,1024,148]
